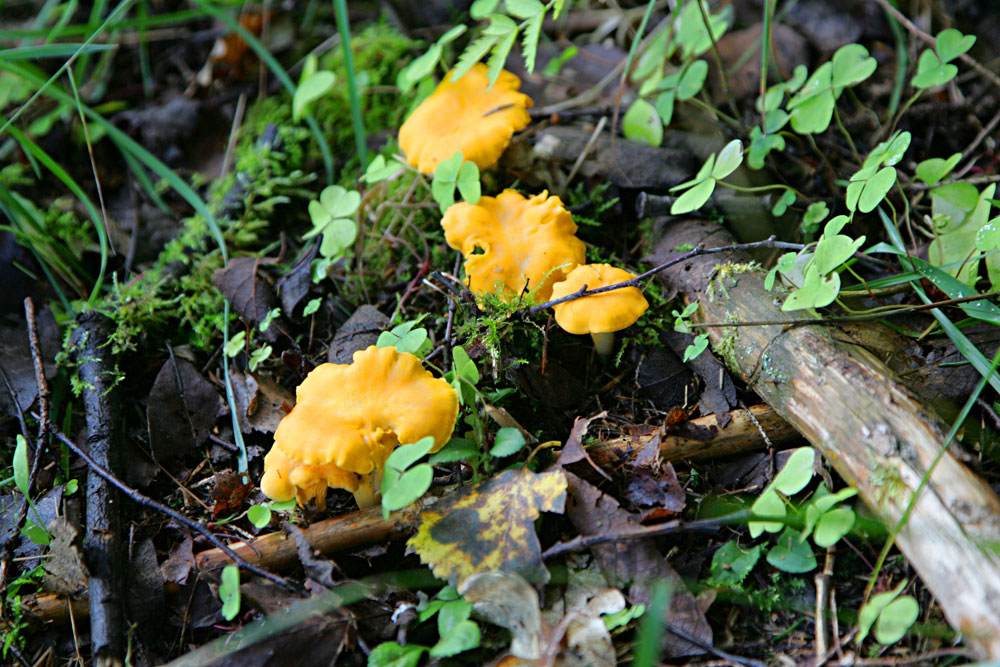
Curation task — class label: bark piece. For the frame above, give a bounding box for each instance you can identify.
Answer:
[651,219,1000,659]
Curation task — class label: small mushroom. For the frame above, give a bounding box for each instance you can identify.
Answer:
[442,189,586,302]
[260,345,458,510]
[549,264,650,357]
[398,63,533,173]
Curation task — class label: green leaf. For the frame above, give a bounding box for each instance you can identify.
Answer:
[654,90,676,126]
[789,89,834,134]
[247,504,271,528]
[911,257,1000,325]
[771,190,795,217]
[766,527,817,573]
[224,330,245,358]
[874,596,919,645]
[271,499,298,512]
[671,178,715,214]
[485,15,518,86]
[623,98,663,147]
[21,521,50,546]
[14,434,29,496]
[773,447,816,495]
[814,223,865,275]
[437,599,472,636]
[813,506,855,547]
[853,166,897,213]
[711,139,743,179]
[520,12,543,73]
[880,131,911,167]
[368,642,427,667]
[457,160,481,205]
[386,437,436,473]
[977,216,1000,251]
[377,322,429,356]
[302,298,322,316]
[936,28,975,63]
[432,151,464,212]
[219,564,241,621]
[676,60,708,100]
[830,43,877,90]
[749,490,786,537]
[682,333,709,362]
[709,541,761,587]
[382,464,434,511]
[747,126,785,170]
[802,201,829,233]
[470,0,501,20]
[857,581,906,644]
[430,619,481,657]
[293,70,336,122]
[912,49,957,89]
[505,0,543,19]
[439,25,469,46]
[453,346,480,385]
[319,218,358,258]
[490,427,527,458]
[915,153,961,186]
[782,265,840,310]
[248,344,272,372]
[453,34,500,82]
[363,155,402,184]
[675,0,730,58]
[429,438,479,464]
[316,185,361,221]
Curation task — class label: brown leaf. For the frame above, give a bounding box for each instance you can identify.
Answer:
[209,470,253,518]
[275,243,319,316]
[624,464,686,523]
[42,517,88,596]
[147,355,224,463]
[556,412,611,482]
[563,472,711,657]
[282,521,337,590]
[408,468,567,586]
[212,256,280,341]
[161,528,195,585]
[228,367,289,434]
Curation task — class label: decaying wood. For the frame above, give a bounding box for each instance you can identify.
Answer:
[650,219,1000,659]
[72,312,124,665]
[589,404,798,466]
[17,500,428,626]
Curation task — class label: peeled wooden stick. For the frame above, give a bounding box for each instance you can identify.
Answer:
[650,219,1000,659]
[588,404,798,466]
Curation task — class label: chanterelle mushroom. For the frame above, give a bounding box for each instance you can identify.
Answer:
[260,345,458,509]
[442,189,586,303]
[550,264,650,356]
[398,63,533,173]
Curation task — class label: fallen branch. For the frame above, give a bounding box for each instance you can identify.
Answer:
[18,499,428,626]
[71,312,125,663]
[588,404,798,466]
[650,219,1000,659]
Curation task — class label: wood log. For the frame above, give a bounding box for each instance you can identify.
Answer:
[648,219,1000,658]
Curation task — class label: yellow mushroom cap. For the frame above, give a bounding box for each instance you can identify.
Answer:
[260,345,459,507]
[550,264,650,334]
[398,63,533,174]
[442,190,586,303]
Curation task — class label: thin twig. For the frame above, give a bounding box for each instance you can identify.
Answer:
[689,290,1000,328]
[527,236,798,313]
[541,510,750,559]
[40,415,303,595]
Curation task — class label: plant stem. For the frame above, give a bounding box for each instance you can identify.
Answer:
[333,0,368,168]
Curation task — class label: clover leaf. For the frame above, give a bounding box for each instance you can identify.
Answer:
[432,151,481,212]
[623,98,663,147]
[782,264,840,310]
[292,54,336,122]
[935,28,975,63]
[915,153,961,186]
[912,49,957,89]
[305,185,360,259]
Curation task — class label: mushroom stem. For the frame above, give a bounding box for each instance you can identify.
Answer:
[352,470,381,509]
[590,331,616,357]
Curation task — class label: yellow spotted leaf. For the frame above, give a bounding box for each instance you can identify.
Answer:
[408,468,567,586]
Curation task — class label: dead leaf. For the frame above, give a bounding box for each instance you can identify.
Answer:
[161,528,195,586]
[276,243,319,315]
[147,355,224,463]
[460,571,543,660]
[408,468,567,586]
[326,305,388,364]
[212,256,280,341]
[660,330,736,427]
[282,521,337,590]
[228,367,288,434]
[42,517,88,596]
[563,472,711,657]
[208,470,253,518]
[625,464,686,523]
[556,412,611,483]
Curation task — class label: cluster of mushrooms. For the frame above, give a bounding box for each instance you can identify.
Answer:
[261,64,649,510]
